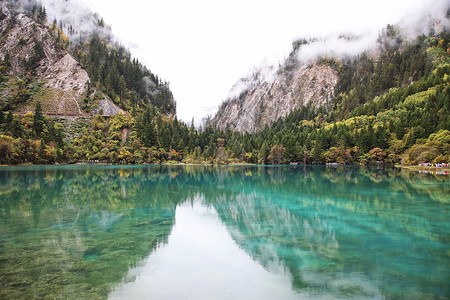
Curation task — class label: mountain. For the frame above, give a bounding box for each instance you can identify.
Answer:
[0,0,180,165]
[39,0,177,115]
[0,1,120,116]
[197,13,449,166]
[212,58,338,133]
[1,0,176,116]
[0,1,448,166]
[210,10,450,133]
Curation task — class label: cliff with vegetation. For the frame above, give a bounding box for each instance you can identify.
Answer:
[202,18,449,165]
[0,0,178,164]
[0,2,93,115]
[211,21,447,134]
[0,1,448,166]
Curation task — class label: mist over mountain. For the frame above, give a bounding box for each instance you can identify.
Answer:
[211,1,450,133]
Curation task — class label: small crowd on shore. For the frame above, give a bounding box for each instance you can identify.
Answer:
[419,170,450,175]
[418,163,450,168]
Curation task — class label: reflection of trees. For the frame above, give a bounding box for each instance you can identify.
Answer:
[0,165,448,299]
[0,166,192,299]
[195,166,449,298]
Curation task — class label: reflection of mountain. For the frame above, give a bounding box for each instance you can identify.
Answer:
[202,166,449,299]
[0,165,448,299]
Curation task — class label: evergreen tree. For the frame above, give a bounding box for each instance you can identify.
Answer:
[138,108,157,147]
[258,141,270,165]
[33,101,44,138]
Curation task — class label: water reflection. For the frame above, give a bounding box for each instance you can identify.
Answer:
[110,197,300,300]
[0,165,448,299]
[206,167,449,298]
[0,166,182,299]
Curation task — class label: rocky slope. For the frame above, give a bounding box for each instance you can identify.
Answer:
[0,2,120,116]
[210,4,449,133]
[211,58,338,133]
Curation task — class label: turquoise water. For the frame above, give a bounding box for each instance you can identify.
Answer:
[0,165,448,299]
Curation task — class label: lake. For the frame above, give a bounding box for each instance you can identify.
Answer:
[0,165,448,299]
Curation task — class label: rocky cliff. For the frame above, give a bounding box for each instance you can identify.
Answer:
[0,2,121,116]
[210,5,449,133]
[210,56,338,133]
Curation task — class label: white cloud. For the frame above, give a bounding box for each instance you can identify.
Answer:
[226,61,277,101]
[40,0,114,43]
[296,33,379,64]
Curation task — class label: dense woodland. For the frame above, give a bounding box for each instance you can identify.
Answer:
[0,2,449,165]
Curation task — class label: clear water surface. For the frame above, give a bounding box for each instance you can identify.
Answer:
[0,165,448,299]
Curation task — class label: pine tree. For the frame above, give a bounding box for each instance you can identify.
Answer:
[135,108,155,147]
[33,101,44,138]
[259,141,270,165]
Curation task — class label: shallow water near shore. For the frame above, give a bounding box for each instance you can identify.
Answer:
[0,165,449,299]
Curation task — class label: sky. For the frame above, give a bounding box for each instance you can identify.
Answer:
[74,0,439,125]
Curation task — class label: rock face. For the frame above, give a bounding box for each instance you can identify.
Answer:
[44,53,90,99]
[0,3,120,116]
[0,6,57,74]
[210,4,449,134]
[211,59,338,133]
[94,96,122,116]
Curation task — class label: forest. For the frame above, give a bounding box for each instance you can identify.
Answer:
[0,3,449,166]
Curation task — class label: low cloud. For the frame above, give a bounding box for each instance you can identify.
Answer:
[398,0,450,39]
[296,0,449,64]
[20,0,115,44]
[296,33,378,64]
[226,61,277,101]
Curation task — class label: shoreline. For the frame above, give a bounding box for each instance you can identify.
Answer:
[2,163,449,171]
[395,165,450,172]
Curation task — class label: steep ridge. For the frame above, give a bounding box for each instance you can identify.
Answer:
[0,2,120,116]
[31,0,176,115]
[212,59,338,133]
[210,6,450,133]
